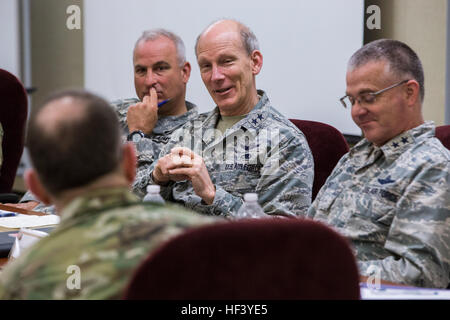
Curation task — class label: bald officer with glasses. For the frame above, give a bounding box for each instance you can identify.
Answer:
[307,39,450,289]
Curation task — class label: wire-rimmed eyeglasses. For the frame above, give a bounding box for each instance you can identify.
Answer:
[339,79,410,109]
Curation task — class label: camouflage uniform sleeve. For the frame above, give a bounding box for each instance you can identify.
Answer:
[306,154,348,219]
[132,165,153,199]
[133,161,174,200]
[358,159,450,288]
[203,133,314,218]
[0,244,33,299]
[132,129,181,199]
[135,138,158,165]
[109,98,138,131]
[18,191,56,214]
[0,279,7,299]
[20,190,39,203]
[0,276,11,299]
[258,134,313,216]
[306,198,318,219]
[109,99,154,199]
[131,138,166,198]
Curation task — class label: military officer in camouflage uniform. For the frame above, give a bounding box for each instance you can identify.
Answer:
[0,90,217,299]
[136,20,314,218]
[307,39,450,288]
[114,28,198,168]
[16,28,198,212]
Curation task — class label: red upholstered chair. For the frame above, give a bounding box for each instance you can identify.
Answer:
[289,119,349,201]
[0,69,28,194]
[122,219,361,300]
[436,125,450,150]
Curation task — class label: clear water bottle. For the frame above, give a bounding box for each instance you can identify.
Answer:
[143,185,165,205]
[235,193,266,219]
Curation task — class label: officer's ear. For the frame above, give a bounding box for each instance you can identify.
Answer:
[24,168,52,205]
[121,143,137,185]
[181,61,191,84]
[405,79,420,106]
[250,50,263,75]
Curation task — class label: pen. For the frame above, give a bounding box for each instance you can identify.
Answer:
[0,212,17,218]
[158,99,170,108]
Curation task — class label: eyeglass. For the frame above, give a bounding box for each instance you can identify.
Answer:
[339,79,410,109]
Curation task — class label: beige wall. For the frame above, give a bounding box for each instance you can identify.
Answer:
[30,0,84,109]
[12,1,84,193]
[365,0,447,125]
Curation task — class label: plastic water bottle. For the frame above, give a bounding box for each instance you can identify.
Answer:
[235,193,266,219]
[143,185,165,205]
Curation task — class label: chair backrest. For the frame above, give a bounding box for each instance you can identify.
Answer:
[436,125,450,150]
[289,119,349,201]
[0,69,28,193]
[123,219,361,300]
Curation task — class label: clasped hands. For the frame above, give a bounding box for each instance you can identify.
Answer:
[152,147,216,205]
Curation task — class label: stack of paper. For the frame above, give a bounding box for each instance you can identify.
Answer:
[0,214,60,229]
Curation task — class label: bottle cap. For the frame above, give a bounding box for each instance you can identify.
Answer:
[147,185,161,193]
[243,193,258,202]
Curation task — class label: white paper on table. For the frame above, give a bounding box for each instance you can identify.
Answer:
[0,214,60,228]
[360,284,450,300]
[0,209,16,214]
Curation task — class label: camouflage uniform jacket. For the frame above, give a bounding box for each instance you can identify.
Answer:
[111,98,199,167]
[0,187,217,299]
[307,121,450,288]
[19,99,198,212]
[135,90,314,218]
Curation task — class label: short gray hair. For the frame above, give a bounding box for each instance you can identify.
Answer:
[195,19,260,57]
[348,39,425,102]
[134,29,186,66]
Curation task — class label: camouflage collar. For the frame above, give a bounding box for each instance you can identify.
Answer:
[350,121,435,159]
[239,90,270,131]
[153,101,198,135]
[60,187,139,223]
[200,90,270,144]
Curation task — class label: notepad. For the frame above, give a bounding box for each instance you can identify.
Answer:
[0,214,60,229]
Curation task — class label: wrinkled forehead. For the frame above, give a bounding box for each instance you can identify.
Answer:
[347,60,394,81]
[347,58,392,78]
[197,33,246,60]
[345,60,393,94]
[133,36,178,61]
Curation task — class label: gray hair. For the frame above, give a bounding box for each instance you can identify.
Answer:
[348,39,424,102]
[195,19,260,57]
[134,29,186,67]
